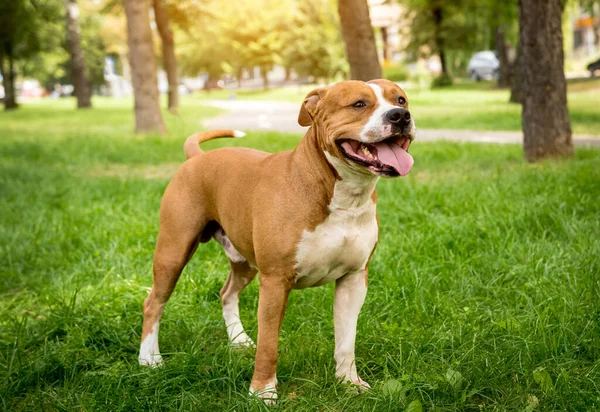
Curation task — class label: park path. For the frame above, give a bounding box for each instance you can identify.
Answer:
[203,99,600,147]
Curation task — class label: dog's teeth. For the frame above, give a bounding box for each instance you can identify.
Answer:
[361,144,372,158]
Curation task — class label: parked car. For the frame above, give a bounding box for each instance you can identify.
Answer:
[587,58,600,77]
[467,51,499,81]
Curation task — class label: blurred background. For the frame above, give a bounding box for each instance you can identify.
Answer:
[1,0,599,106]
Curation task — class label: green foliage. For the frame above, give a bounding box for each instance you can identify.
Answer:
[80,14,107,88]
[1,97,600,410]
[431,73,454,88]
[0,0,105,91]
[177,0,288,79]
[383,63,410,82]
[532,367,554,394]
[0,0,63,60]
[400,0,519,74]
[20,11,106,91]
[176,0,347,82]
[405,399,423,412]
[278,0,348,80]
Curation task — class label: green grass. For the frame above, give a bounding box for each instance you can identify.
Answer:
[191,77,600,135]
[1,99,600,411]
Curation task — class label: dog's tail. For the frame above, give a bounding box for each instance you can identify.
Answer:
[183,129,246,159]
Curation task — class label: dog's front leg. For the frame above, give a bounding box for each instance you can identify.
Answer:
[334,270,370,390]
[249,274,292,404]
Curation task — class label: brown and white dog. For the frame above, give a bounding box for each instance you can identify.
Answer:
[138,79,415,402]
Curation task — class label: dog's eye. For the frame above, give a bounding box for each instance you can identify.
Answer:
[352,100,367,108]
[397,96,406,105]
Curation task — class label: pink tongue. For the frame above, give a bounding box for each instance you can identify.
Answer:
[374,141,414,176]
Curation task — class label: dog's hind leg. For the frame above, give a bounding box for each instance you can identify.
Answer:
[215,228,257,348]
[139,185,206,366]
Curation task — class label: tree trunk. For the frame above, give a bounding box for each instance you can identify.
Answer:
[495,26,511,88]
[261,66,269,90]
[124,0,165,134]
[153,0,178,113]
[65,0,92,108]
[381,27,390,61]
[432,5,448,75]
[519,0,572,161]
[237,67,243,88]
[0,39,18,110]
[338,0,382,81]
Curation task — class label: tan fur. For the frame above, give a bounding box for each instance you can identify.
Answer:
[183,129,241,159]
[140,79,413,399]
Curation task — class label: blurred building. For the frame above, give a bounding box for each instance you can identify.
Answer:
[568,2,600,61]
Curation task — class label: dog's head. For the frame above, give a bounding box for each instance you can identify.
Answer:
[298,79,415,178]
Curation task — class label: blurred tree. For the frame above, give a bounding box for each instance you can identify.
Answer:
[124,0,165,134]
[65,0,92,108]
[519,0,572,161]
[0,0,62,110]
[280,0,348,82]
[338,0,382,80]
[509,34,521,103]
[221,0,287,89]
[153,0,178,112]
[402,0,477,82]
[175,1,233,87]
[401,0,518,84]
[177,0,289,89]
[490,0,518,88]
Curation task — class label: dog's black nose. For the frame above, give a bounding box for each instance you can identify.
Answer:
[385,108,411,127]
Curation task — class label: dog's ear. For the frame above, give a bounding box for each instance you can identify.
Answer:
[298,87,328,127]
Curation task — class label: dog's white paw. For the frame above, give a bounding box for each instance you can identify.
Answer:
[250,379,278,405]
[231,333,255,349]
[338,375,371,392]
[138,353,164,367]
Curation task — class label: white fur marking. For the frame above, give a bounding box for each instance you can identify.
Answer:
[138,321,163,366]
[409,117,417,140]
[294,153,379,289]
[360,83,416,142]
[223,293,255,348]
[250,376,278,405]
[233,130,246,138]
[334,271,370,390]
[360,84,396,142]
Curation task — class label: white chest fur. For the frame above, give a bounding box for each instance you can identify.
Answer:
[294,154,379,289]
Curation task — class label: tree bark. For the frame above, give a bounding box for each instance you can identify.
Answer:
[338,0,382,81]
[65,0,92,108]
[0,39,18,110]
[124,0,165,134]
[495,26,510,88]
[153,0,178,113]
[519,0,572,161]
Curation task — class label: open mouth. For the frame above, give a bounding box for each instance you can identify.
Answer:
[337,135,414,177]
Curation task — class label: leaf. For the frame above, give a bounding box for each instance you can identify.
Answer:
[404,399,423,412]
[381,379,403,396]
[445,368,464,390]
[467,388,479,398]
[533,367,554,393]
